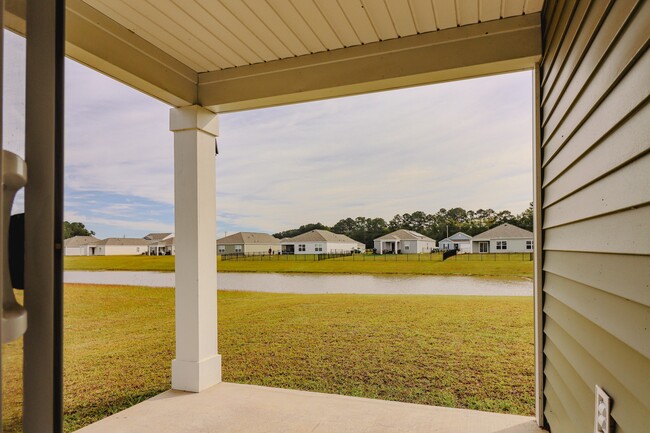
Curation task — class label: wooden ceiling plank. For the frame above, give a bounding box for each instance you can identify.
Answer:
[385,0,418,36]
[338,0,380,44]
[163,0,251,67]
[408,0,437,33]
[479,0,502,22]
[457,0,480,25]
[432,0,458,29]
[361,0,398,40]
[290,0,344,50]
[218,0,294,59]
[266,0,327,53]
[196,0,277,62]
[503,0,526,18]
[241,0,310,56]
[87,0,205,71]
[313,0,361,47]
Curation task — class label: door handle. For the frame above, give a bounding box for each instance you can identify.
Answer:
[2,150,28,344]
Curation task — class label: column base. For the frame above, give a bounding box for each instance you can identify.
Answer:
[172,355,222,392]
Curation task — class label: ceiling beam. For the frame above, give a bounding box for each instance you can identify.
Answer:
[198,14,542,113]
[5,0,197,107]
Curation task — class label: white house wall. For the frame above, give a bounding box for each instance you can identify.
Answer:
[94,245,148,256]
[285,241,358,254]
[472,238,532,253]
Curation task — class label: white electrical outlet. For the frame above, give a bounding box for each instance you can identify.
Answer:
[595,385,611,433]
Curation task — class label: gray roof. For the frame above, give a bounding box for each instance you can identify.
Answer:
[216,232,280,245]
[95,238,151,246]
[440,232,472,243]
[284,230,361,244]
[144,232,173,241]
[374,229,435,242]
[472,223,533,240]
[64,235,98,247]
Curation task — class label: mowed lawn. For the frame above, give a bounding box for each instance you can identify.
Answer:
[3,285,534,432]
[64,254,533,278]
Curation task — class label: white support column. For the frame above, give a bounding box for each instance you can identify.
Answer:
[170,105,220,392]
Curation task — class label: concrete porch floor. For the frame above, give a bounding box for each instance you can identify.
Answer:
[77,382,545,433]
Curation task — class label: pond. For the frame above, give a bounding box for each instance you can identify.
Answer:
[64,271,532,296]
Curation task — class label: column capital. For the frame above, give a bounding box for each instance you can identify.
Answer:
[170,105,219,136]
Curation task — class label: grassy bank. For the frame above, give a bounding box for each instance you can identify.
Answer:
[64,254,533,278]
[3,285,534,432]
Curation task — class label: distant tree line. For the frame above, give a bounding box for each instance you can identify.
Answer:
[273,204,533,248]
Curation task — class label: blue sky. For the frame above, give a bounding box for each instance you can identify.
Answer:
[3,30,532,239]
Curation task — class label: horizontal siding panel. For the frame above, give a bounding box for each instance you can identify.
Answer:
[540,0,580,93]
[544,362,591,432]
[544,316,650,433]
[542,47,649,168]
[542,0,648,157]
[541,0,612,108]
[543,251,650,306]
[542,0,568,56]
[544,275,650,359]
[543,340,593,415]
[543,99,650,198]
[543,205,650,255]
[543,152,650,227]
[543,382,579,433]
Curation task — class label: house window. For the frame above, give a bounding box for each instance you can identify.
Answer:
[218,245,225,253]
[235,245,243,253]
[298,244,306,252]
[404,245,410,250]
[315,244,323,252]
[526,240,533,250]
[496,241,507,250]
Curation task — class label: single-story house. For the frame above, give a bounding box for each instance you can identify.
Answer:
[149,236,175,256]
[86,238,151,256]
[281,230,361,254]
[144,232,174,242]
[471,223,533,253]
[373,230,436,254]
[439,232,472,253]
[216,232,280,255]
[63,235,98,256]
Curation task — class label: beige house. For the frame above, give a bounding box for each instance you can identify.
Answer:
[374,230,437,254]
[281,230,362,254]
[216,232,280,255]
[88,238,150,256]
[63,235,98,256]
[471,224,533,253]
[5,1,648,433]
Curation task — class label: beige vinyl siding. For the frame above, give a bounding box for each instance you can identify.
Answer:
[540,1,650,432]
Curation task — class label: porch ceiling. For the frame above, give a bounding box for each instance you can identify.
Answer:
[4,0,543,111]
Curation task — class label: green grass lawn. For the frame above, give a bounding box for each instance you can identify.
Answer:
[3,285,534,432]
[64,254,533,278]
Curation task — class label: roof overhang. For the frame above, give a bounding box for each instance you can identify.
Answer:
[5,1,542,113]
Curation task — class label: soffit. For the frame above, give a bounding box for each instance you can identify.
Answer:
[82,0,544,73]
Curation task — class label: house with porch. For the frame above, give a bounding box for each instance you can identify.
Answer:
[471,224,533,253]
[281,230,361,254]
[148,237,176,256]
[374,229,436,254]
[4,1,648,433]
[439,232,473,253]
[216,232,280,255]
